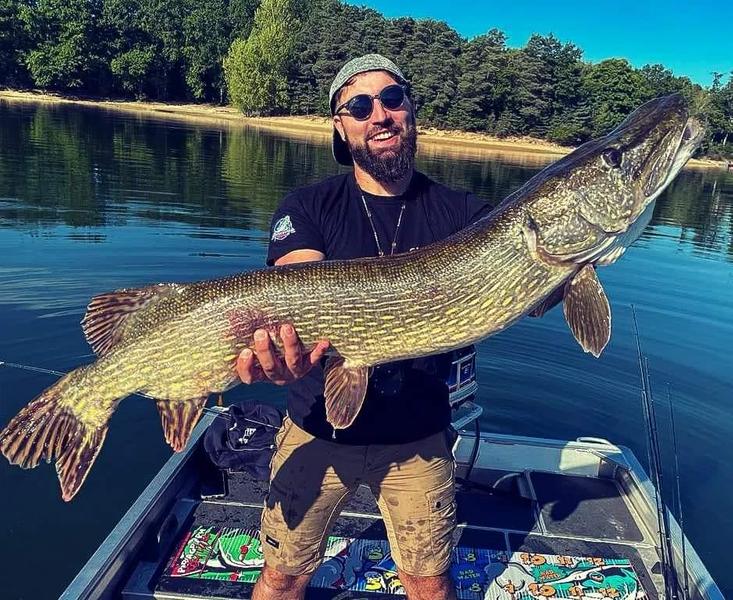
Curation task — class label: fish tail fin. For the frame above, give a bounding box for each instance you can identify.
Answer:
[0,383,109,502]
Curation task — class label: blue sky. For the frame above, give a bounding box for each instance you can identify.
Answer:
[346,0,732,87]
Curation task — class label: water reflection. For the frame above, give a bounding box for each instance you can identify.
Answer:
[1,101,731,264]
[655,170,733,259]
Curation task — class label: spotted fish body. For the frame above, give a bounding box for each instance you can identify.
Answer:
[0,95,704,501]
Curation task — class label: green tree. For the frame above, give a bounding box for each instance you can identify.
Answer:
[498,34,590,142]
[721,75,733,149]
[704,72,733,156]
[21,0,108,90]
[582,58,651,136]
[182,0,230,101]
[288,0,357,116]
[0,0,30,86]
[448,29,509,132]
[398,19,461,126]
[378,15,411,61]
[494,49,542,136]
[140,0,187,98]
[103,0,166,98]
[224,0,299,115]
[541,36,591,145]
[105,0,231,101]
[109,46,156,97]
[287,0,394,116]
[639,63,695,99]
[229,0,259,39]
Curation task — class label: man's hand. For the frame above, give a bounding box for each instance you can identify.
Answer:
[236,324,329,385]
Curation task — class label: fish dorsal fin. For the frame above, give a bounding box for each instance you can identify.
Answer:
[323,357,369,429]
[81,284,179,356]
[156,397,208,452]
[563,264,611,357]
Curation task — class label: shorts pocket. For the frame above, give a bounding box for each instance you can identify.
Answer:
[269,416,294,470]
[264,423,294,511]
[274,415,293,451]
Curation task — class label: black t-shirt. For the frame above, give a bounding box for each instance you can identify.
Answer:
[266,171,492,445]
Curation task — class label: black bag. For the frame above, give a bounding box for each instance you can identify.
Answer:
[203,401,283,481]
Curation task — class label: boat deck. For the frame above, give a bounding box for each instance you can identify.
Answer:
[63,405,722,599]
[122,464,661,599]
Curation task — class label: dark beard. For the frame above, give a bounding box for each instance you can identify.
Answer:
[348,124,417,184]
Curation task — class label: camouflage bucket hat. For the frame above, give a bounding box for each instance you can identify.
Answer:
[329,54,408,166]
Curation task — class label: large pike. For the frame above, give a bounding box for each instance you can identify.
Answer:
[1,94,704,501]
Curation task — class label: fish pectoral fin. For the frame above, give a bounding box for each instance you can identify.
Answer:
[563,264,611,358]
[156,396,208,452]
[323,358,369,430]
[82,283,182,356]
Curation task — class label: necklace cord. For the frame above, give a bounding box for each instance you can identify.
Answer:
[360,193,407,257]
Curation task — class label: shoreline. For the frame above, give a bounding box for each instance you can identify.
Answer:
[0,89,727,170]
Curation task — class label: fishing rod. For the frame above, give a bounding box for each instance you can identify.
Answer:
[668,384,690,599]
[0,359,235,424]
[646,356,679,600]
[0,360,67,377]
[631,307,680,600]
[0,360,284,434]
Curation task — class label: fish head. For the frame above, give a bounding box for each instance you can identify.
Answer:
[522,93,705,265]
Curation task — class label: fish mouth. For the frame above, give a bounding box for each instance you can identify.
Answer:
[639,116,705,209]
[566,115,705,266]
[586,116,706,266]
[673,116,705,172]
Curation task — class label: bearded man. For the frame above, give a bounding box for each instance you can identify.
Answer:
[236,54,492,600]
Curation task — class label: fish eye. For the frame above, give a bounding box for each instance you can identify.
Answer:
[602,148,623,168]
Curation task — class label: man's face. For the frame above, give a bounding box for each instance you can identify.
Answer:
[333,70,417,184]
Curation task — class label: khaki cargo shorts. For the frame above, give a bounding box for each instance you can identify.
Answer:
[260,416,457,577]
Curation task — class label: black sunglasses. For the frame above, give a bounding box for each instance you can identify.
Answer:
[335,84,407,121]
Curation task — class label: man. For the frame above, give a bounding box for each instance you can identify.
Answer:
[236,54,492,600]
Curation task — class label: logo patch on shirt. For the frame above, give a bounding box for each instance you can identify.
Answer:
[271,215,295,242]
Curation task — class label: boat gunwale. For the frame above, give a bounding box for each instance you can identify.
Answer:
[618,445,725,600]
[59,411,218,600]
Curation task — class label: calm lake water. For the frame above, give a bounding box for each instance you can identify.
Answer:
[0,102,731,599]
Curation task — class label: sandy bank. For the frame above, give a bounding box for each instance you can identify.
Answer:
[0,89,727,170]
